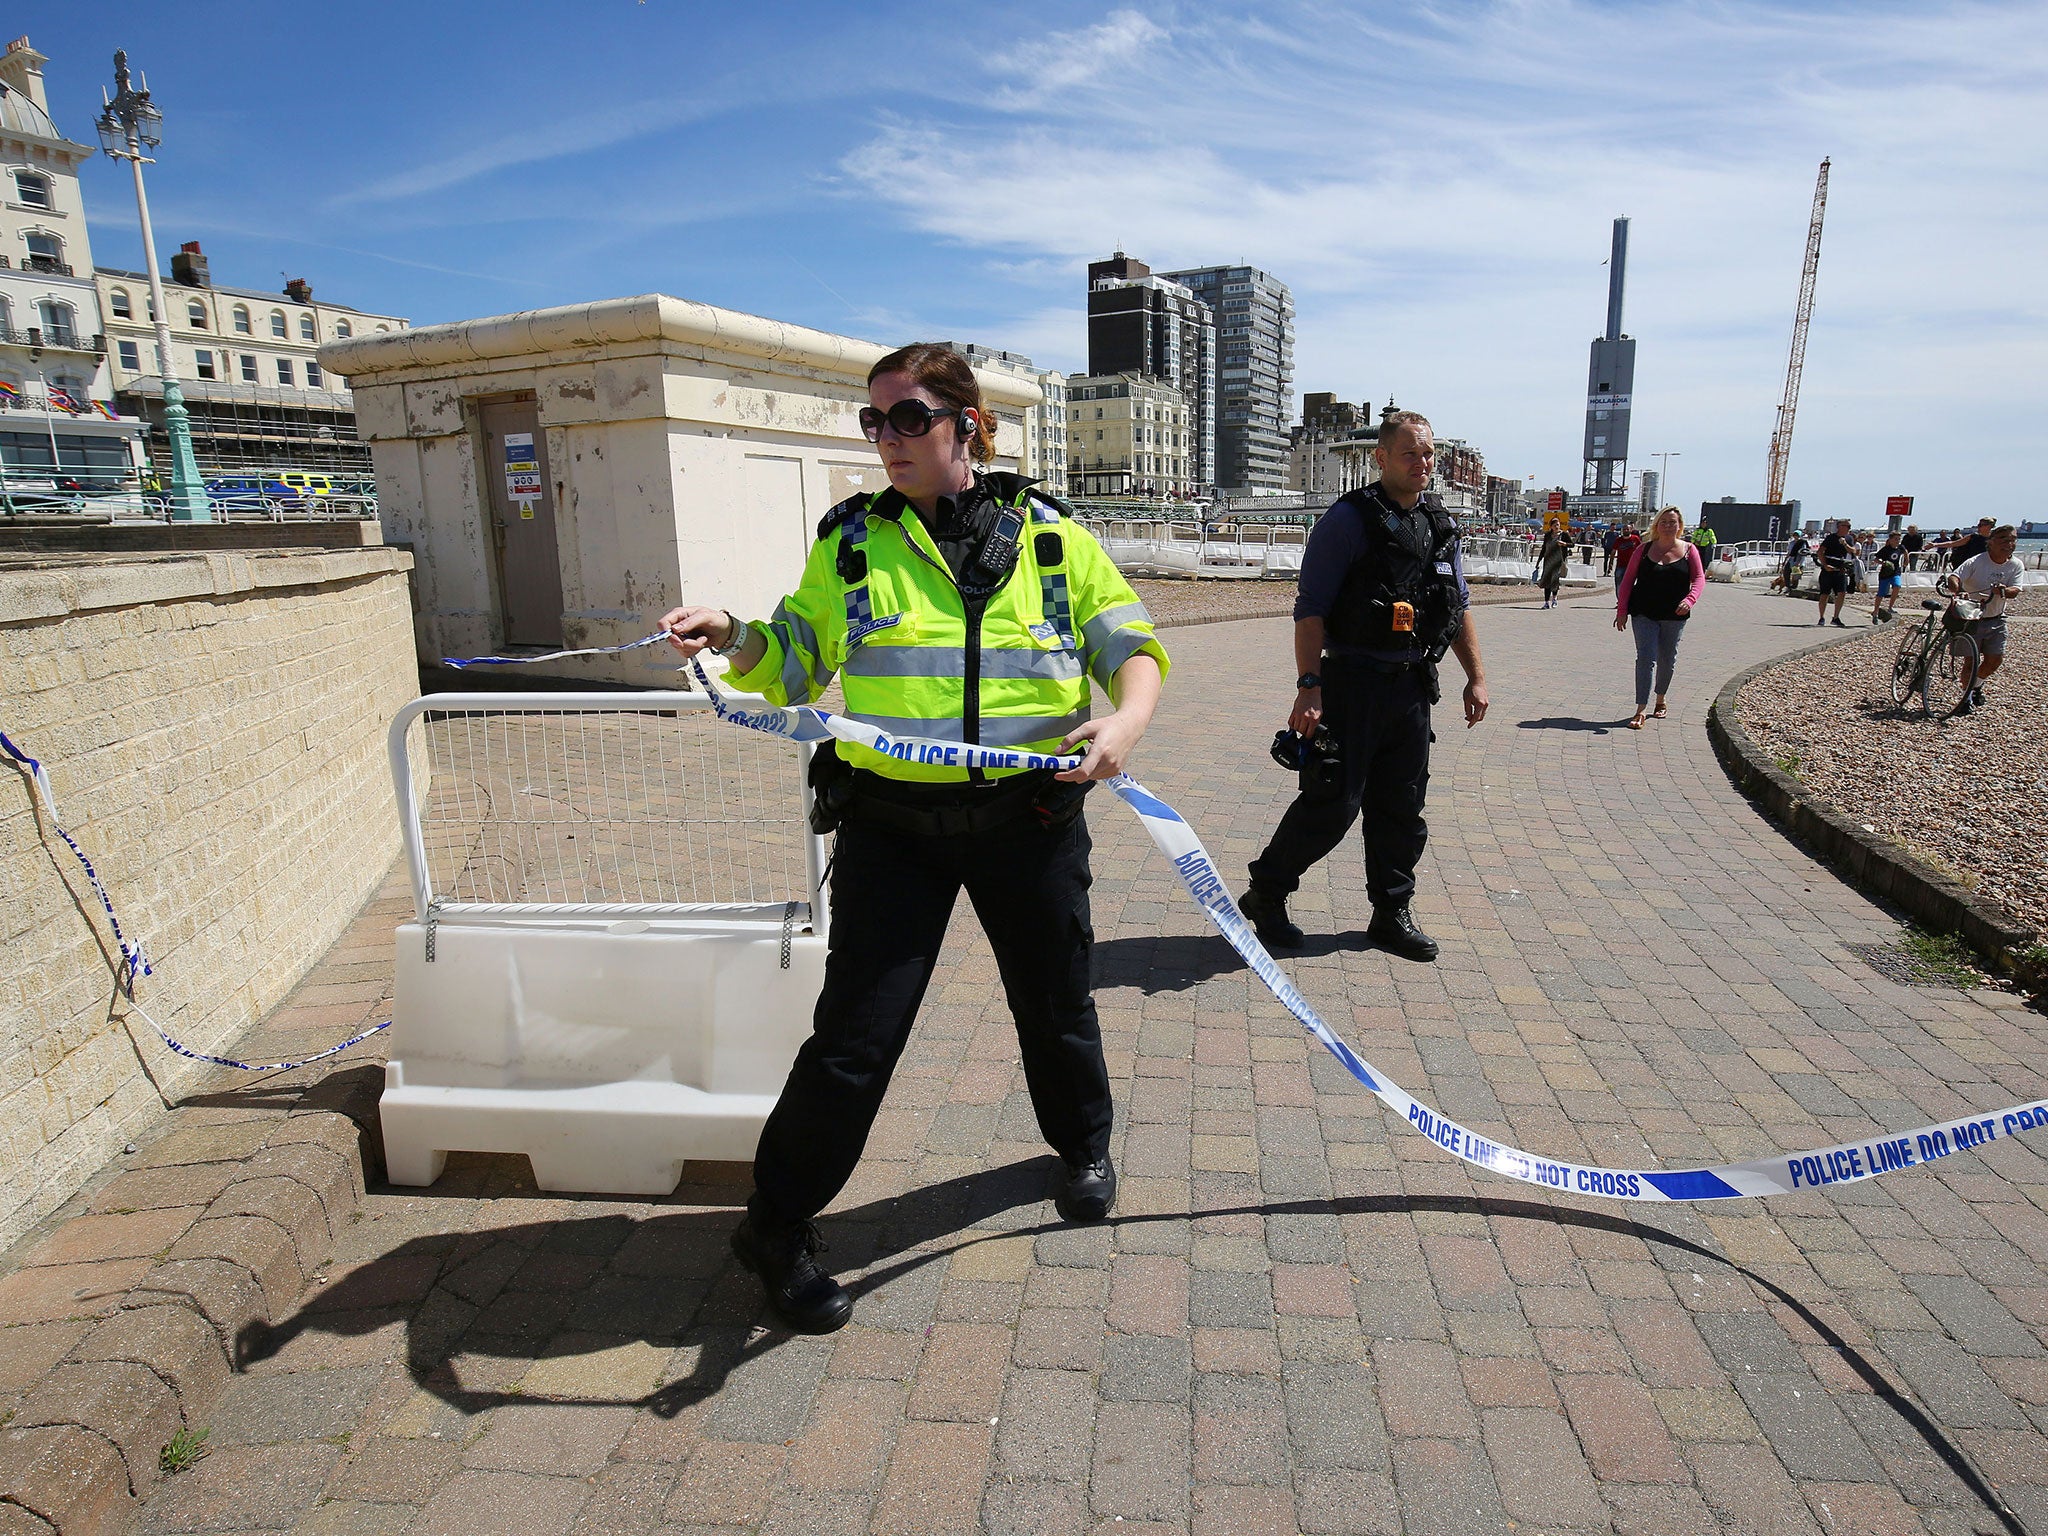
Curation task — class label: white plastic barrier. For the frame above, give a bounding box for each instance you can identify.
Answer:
[380,690,829,1195]
[1262,526,1306,578]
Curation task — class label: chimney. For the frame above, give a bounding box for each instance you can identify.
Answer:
[0,37,50,114]
[171,241,209,288]
[283,277,312,304]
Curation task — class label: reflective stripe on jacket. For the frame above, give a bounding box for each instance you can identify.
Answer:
[731,483,1170,782]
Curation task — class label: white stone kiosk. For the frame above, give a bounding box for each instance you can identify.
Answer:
[323,294,1042,684]
[326,297,1042,1194]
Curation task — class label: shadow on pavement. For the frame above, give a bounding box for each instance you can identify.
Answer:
[1514,716,1629,734]
[1095,931,1365,991]
[239,1166,2024,1535]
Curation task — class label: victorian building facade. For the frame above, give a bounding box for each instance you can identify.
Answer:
[0,37,142,487]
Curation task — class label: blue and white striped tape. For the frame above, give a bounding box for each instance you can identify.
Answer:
[677,656,2048,1202]
[438,633,673,670]
[4,728,389,1074]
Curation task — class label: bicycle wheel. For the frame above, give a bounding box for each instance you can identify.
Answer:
[1926,632,1979,717]
[1891,627,1924,705]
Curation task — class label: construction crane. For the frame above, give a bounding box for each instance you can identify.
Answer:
[1766,158,1830,505]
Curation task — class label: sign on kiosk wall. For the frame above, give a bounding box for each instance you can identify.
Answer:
[505,432,542,518]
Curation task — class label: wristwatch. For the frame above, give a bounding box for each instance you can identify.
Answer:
[1296,672,1322,690]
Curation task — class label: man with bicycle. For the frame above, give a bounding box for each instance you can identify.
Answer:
[1947,525,2024,715]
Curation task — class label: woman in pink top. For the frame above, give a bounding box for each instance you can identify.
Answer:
[1613,508,1707,729]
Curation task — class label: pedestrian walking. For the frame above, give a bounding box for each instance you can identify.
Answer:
[1870,530,1903,623]
[1537,527,1570,608]
[1238,410,1489,964]
[1814,518,1854,626]
[1611,524,1642,590]
[1601,525,1619,576]
[658,343,1169,1331]
[1614,506,1705,729]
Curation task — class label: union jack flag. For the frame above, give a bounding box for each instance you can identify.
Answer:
[46,385,85,414]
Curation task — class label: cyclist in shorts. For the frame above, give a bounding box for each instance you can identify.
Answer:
[1946,524,2024,715]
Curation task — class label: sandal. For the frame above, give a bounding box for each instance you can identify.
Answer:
[1628,715,1645,730]
[1651,706,1668,719]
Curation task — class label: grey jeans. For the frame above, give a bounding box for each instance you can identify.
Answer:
[1631,614,1686,710]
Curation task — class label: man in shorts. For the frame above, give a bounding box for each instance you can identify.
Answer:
[1948,525,2025,715]
[1814,519,1853,626]
[1870,529,1903,623]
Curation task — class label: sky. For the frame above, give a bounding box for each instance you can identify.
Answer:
[37,0,2047,524]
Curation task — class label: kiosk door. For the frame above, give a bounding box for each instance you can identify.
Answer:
[481,397,564,647]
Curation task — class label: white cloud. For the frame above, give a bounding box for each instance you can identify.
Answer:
[839,0,2048,515]
[999,10,1169,102]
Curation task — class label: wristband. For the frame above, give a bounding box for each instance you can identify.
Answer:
[1296,673,1322,690]
[712,612,751,658]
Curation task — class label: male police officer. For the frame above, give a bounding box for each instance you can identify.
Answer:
[1240,411,1488,962]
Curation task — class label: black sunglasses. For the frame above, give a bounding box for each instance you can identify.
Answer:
[859,399,968,442]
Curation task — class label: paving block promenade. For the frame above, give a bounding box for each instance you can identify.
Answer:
[5,582,2046,1535]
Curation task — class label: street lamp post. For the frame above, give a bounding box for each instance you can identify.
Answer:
[96,50,209,523]
[1650,451,1681,515]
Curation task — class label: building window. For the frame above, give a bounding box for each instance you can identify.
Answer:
[240,354,258,382]
[304,362,323,388]
[232,305,251,334]
[194,349,216,380]
[295,315,313,340]
[270,310,287,337]
[335,319,352,338]
[276,358,294,385]
[187,300,208,329]
[13,171,51,209]
[35,300,76,347]
[110,288,132,320]
[117,339,140,371]
[24,231,63,272]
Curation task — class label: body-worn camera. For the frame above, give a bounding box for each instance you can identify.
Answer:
[1270,726,1342,787]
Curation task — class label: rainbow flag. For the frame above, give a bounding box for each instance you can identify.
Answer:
[0,380,18,405]
[92,400,119,421]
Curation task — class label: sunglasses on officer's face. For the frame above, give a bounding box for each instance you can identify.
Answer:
[859,399,967,442]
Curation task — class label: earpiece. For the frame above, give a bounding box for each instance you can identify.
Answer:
[958,410,978,439]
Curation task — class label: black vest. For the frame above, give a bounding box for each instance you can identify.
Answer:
[1324,486,1465,659]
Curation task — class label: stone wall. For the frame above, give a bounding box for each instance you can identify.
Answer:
[0,547,418,1253]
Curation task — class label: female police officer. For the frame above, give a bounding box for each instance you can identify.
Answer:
[658,344,1168,1332]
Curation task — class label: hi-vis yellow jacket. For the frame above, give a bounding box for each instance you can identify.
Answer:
[730,474,1169,783]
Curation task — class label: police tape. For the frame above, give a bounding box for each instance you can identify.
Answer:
[438,633,673,670]
[3,727,390,1074]
[679,657,2048,1202]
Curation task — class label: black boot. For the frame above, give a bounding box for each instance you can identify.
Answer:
[1367,904,1439,962]
[1239,886,1304,948]
[731,1214,852,1333]
[1055,1152,1117,1223]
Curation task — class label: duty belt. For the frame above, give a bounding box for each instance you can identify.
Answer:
[845,768,1050,837]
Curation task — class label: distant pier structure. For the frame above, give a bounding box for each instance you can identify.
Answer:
[1580,217,1636,514]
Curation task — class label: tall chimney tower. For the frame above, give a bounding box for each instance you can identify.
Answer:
[1582,216,1636,504]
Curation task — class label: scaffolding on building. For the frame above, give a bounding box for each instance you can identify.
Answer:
[118,374,375,481]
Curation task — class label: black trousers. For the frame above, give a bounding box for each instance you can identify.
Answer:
[1247,659,1433,911]
[750,807,1110,1228]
